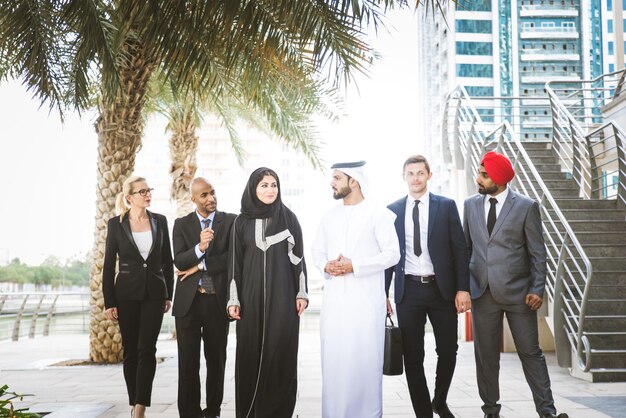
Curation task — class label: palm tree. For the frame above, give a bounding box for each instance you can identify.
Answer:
[147,69,340,218]
[1,0,449,362]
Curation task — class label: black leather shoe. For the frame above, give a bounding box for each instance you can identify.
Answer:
[432,403,455,418]
[541,414,568,418]
[484,414,500,418]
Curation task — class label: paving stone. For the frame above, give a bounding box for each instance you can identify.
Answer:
[1,313,624,417]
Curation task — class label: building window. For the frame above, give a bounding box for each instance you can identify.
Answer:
[608,0,612,11]
[609,41,615,55]
[455,19,492,33]
[610,63,615,72]
[608,19,614,33]
[457,0,491,11]
[465,86,494,96]
[456,41,493,55]
[457,64,493,77]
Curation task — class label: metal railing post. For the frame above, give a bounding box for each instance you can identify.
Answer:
[12,294,29,342]
[614,124,626,209]
[29,294,45,338]
[44,294,59,337]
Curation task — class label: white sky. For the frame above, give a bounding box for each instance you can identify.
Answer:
[0,9,424,265]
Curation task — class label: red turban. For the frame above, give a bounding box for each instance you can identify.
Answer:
[481,151,515,185]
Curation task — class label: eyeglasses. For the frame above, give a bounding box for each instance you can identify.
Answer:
[131,188,154,197]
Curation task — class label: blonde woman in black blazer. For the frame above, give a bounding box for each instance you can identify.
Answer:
[103,176,174,418]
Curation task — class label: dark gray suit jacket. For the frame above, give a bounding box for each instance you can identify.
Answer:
[463,190,547,304]
[172,210,236,318]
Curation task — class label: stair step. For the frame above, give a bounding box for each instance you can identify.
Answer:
[518,155,558,164]
[582,299,626,315]
[530,171,569,181]
[588,285,626,298]
[580,315,626,332]
[530,163,563,172]
[557,220,626,231]
[517,141,552,150]
[541,180,579,190]
[588,369,626,382]
[549,188,581,197]
[585,332,626,349]
[551,231,626,245]
[592,272,626,285]
[589,352,626,371]
[564,257,626,271]
[581,245,626,257]
[545,209,626,221]
[552,199,618,210]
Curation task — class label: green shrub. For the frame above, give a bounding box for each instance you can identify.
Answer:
[0,385,40,418]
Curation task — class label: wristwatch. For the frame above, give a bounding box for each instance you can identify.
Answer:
[197,262,204,271]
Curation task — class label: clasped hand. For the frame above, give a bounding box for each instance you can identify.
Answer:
[324,254,353,276]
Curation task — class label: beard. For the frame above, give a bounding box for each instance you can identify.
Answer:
[478,184,499,195]
[333,186,351,200]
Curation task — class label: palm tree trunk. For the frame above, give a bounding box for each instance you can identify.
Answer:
[89,38,155,363]
[169,108,198,218]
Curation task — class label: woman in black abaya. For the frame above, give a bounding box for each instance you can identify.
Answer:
[227,167,309,418]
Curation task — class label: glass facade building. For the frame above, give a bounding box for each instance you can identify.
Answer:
[418,0,622,191]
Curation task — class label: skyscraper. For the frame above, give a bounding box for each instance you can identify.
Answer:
[418,0,619,193]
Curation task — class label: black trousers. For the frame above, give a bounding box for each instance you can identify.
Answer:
[175,292,229,418]
[396,279,458,418]
[117,298,165,407]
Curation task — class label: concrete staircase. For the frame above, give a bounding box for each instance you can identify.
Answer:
[516,141,626,382]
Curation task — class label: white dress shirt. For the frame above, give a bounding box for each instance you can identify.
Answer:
[483,187,509,225]
[404,192,435,276]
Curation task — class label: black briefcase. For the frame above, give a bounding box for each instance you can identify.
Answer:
[383,313,403,376]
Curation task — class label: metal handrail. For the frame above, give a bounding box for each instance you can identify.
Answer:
[547,69,626,209]
[444,85,594,371]
[0,291,175,341]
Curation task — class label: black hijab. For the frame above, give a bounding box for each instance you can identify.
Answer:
[240,167,289,235]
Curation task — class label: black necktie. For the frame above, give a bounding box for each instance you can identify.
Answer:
[413,200,422,257]
[202,218,211,230]
[487,198,497,236]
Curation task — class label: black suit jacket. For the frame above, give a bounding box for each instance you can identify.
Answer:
[385,194,470,303]
[172,210,236,318]
[102,211,174,309]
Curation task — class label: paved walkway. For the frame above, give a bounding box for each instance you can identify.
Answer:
[2,313,625,418]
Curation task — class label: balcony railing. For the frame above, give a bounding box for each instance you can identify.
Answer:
[521,26,577,33]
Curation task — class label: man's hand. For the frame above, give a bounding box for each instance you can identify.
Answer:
[105,307,118,321]
[199,227,214,252]
[454,291,471,314]
[177,264,200,281]
[324,255,344,276]
[338,255,354,274]
[228,305,241,320]
[525,294,543,311]
[296,298,308,317]
[163,300,172,313]
[386,298,394,316]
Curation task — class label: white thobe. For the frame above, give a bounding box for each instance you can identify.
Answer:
[312,200,400,418]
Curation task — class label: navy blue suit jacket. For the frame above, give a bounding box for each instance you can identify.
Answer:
[385,193,470,303]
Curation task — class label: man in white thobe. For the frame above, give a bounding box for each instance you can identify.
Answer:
[312,161,400,418]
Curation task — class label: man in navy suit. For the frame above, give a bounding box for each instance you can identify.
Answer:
[385,155,470,418]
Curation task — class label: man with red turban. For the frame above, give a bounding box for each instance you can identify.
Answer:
[462,151,568,418]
